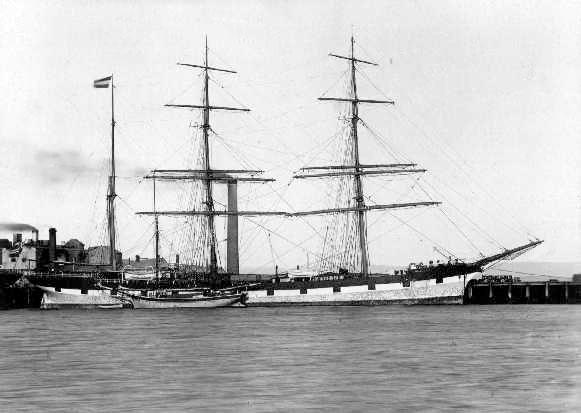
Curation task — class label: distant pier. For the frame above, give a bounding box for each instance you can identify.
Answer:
[464,275,581,304]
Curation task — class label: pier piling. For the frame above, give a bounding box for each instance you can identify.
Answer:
[465,278,580,305]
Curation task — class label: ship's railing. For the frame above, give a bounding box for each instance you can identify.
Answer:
[481,274,522,283]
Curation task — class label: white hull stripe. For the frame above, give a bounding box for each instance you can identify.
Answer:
[246,275,477,305]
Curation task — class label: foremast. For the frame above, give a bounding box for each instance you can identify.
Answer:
[294,36,439,276]
[348,36,369,276]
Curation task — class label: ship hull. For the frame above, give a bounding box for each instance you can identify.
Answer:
[39,287,132,310]
[126,294,243,309]
[245,274,476,306]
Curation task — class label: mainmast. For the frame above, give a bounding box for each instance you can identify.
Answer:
[138,37,282,279]
[201,38,218,277]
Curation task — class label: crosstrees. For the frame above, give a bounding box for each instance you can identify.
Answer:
[328,53,378,66]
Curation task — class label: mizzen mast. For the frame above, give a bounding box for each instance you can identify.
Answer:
[108,74,117,271]
[94,74,117,271]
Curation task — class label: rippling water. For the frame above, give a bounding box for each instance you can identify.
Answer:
[0,306,579,412]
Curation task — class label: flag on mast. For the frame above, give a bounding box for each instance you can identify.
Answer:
[93,76,112,88]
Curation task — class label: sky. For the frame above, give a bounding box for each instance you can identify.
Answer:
[1,0,580,271]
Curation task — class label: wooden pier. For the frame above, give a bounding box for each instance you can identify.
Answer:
[464,277,581,304]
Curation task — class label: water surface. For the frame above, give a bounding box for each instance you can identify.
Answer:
[1,306,579,412]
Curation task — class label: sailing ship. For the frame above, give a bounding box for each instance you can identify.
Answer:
[243,36,542,306]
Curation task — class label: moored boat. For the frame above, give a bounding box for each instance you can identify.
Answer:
[123,265,158,282]
[38,285,133,309]
[113,286,245,308]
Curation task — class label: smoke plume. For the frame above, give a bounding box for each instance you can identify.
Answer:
[0,222,39,232]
